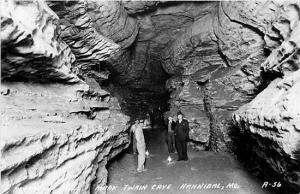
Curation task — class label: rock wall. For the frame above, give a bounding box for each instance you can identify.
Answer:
[2,0,300,193]
[85,1,140,89]
[0,83,130,194]
[1,1,130,193]
[161,1,299,152]
[1,0,78,83]
[162,1,268,151]
[233,1,300,192]
[47,1,121,82]
[233,73,300,192]
[160,1,300,190]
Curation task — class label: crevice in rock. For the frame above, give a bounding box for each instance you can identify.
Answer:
[255,68,283,94]
[211,38,232,68]
[196,80,225,152]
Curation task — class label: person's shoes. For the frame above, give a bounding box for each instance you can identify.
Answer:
[177,158,182,161]
[137,168,147,173]
[183,158,188,161]
[137,169,142,173]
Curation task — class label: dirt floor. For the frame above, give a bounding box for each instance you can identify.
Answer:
[106,127,276,194]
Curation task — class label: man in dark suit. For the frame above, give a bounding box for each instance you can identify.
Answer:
[174,112,190,161]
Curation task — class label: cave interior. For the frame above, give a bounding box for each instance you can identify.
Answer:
[1,1,300,194]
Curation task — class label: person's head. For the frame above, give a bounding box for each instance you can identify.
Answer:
[139,120,144,126]
[168,116,173,122]
[134,120,139,125]
[177,111,183,120]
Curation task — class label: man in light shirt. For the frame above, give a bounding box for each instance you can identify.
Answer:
[131,120,147,172]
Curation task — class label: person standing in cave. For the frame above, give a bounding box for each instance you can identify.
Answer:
[131,120,147,172]
[149,109,155,129]
[174,112,190,161]
[130,120,138,154]
[167,116,176,153]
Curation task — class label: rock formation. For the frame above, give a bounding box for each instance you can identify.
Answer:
[1,1,129,193]
[1,0,78,83]
[84,1,140,88]
[47,1,121,82]
[161,1,297,153]
[1,82,129,194]
[233,2,300,191]
[1,0,300,193]
[162,1,267,151]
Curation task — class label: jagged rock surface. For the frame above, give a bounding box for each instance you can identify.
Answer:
[1,1,130,194]
[2,0,300,193]
[233,2,300,191]
[233,73,300,192]
[162,1,300,153]
[163,1,270,151]
[1,0,78,83]
[125,2,211,92]
[0,82,130,194]
[86,1,141,88]
[122,1,159,15]
[47,1,121,83]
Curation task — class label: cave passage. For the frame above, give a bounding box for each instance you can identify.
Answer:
[106,126,274,194]
[2,1,300,194]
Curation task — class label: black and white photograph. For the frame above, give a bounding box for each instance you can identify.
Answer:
[1,0,300,194]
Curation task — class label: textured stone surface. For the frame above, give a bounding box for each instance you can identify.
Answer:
[233,73,300,192]
[1,1,130,193]
[163,1,267,151]
[0,82,130,194]
[261,3,300,75]
[122,1,159,15]
[81,1,142,90]
[2,0,300,193]
[125,2,211,92]
[162,1,300,152]
[48,1,121,82]
[233,2,300,191]
[86,1,138,49]
[1,0,78,83]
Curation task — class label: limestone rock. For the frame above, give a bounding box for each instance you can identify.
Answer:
[130,2,211,91]
[233,2,300,191]
[86,1,138,49]
[122,1,159,15]
[261,2,300,75]
[48,1,121,82]
[2,1,300,192]
[232,71,300,191]
[1,0,78,83]
[108,2,211,92]
[163,1,268,151]
[81,1,141,89]
[163,1,300,152]
[0,82,130,194]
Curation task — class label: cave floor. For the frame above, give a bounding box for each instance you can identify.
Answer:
[106,128,274,194]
